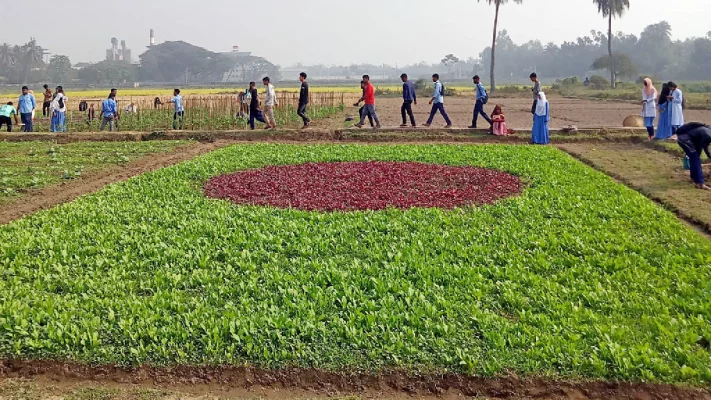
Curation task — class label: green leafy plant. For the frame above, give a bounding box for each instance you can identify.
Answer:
[0,144,710,384]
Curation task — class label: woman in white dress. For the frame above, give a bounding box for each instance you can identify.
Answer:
[641,78,657,140]
[667,81,684,136]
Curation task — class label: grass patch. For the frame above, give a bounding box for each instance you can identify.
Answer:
[0,144,710,384]
[0,140,187,202]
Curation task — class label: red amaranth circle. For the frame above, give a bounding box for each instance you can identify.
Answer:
[204,161,522,211]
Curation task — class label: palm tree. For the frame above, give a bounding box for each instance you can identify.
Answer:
[478,0,522,93]
[21,38,45,82]
[0,43,15,70]
[592,0,630,88]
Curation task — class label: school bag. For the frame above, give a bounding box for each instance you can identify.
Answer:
[478,84,489,104]
[79,101,88,112]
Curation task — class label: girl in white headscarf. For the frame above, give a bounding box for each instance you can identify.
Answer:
[641,78,657,139]
[532,92,550,145]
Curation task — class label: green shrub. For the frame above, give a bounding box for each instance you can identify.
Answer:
[589,75,610,89]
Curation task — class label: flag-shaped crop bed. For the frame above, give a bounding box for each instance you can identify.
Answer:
[1,144,710,384]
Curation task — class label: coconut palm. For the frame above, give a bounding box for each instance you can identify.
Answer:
[593,0,630,88]
[21,38,45,82]
[0,43,16,71]
[478,0,522,93]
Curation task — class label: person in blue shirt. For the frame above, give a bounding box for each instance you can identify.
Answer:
[100,93,118,131]
[469,75,492,130]
[424,74,452,128]
[400,73,417,128]
[169,88,184,130]
[18,86,36,132]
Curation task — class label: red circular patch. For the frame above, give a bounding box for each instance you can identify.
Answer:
[204,161,522,211]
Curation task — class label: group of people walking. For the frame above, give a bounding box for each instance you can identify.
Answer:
[0,85,67,132]
[238,73,311,130]
[352,72,550,145]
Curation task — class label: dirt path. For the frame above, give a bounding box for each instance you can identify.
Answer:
[1,361,710,400]
[0,141,230,225]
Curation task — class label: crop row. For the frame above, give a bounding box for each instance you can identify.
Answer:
[0,144,710,384]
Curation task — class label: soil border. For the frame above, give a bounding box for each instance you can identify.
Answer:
[1,127,649,144]
[1,360,709,400]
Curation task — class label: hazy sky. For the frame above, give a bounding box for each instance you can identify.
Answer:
[5,0,710,66]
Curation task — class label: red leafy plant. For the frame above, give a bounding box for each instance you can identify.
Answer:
[204,161,522,212]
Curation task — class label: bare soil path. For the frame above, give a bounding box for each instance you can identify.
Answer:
[1,361,710,400]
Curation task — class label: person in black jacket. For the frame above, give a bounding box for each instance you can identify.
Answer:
[298,72,310,128]
[675,122,711,190]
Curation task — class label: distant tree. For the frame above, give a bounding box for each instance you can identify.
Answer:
[441,54,460,78]
[77,61,136,85]
[48,55,73,83]
[637,21,672,77]
[592,0,630,88]
[20,38,45,83]
[686,36,711,80]
[477,0,523,93]
[591,53,638,83]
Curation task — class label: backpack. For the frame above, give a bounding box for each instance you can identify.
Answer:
[682,96,687,110]
[439,83,446,97]
[57,95,64,109]
[479,84,489,104]
[79,101,88,112]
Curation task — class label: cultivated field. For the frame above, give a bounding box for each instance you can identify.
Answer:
[1,143,710,400]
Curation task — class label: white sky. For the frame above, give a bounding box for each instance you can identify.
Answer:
[5,0,711,66]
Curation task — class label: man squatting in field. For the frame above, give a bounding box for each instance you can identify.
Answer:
[0,102,19,132]
[675,122,711,191]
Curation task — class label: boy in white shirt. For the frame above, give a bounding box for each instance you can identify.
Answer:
[262,77,278,129]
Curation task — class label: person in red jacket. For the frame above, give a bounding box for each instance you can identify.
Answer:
[353,75,381,129]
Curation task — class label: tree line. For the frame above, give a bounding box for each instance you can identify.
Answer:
[0,40,281,85]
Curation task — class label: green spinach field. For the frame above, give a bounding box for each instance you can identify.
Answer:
[0,144,709,384]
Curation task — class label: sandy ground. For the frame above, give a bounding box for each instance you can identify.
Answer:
[352,95,711,129]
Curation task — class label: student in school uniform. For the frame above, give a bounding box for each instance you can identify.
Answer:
[469,75,492,130]
[423,73,452,128]
[531,92,550,145]
[18,86,36,132]
[0,102,19,132]
[168,88,184,130]
[641,78,657,139]
[100,93,118,131]
[50,86,68,133]
[667,81,684,135]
